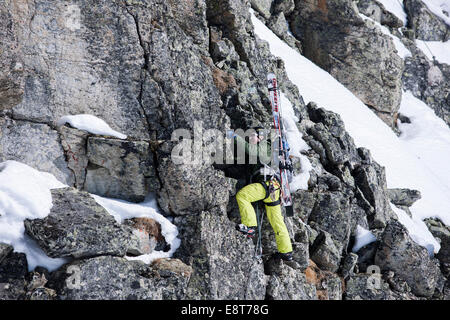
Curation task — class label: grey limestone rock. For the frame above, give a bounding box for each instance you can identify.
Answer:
[24,187,142,259]
[84,137,157,203]
[375,220,442,297]
[404,0,450,41]
[49,256,192,300]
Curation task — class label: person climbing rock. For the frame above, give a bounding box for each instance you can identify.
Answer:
[224,127,293,261]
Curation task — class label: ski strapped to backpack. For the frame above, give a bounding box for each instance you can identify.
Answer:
[267,73,294,217]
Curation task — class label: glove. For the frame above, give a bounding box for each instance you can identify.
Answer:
[226,130,236,139]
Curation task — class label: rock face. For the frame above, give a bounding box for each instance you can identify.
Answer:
[24,188,141,259]
[10,0,149,138]
[1,0,448,301]
[174,210,267,300]
[0,250,28,300]
[375,221,441,298]
[0,4,24,110]
[0,117,74,185]
[84,137,156,203]
[48,256,192,300]
[404,0,450,41]
[288,0,404,127]
[402,44,450,127]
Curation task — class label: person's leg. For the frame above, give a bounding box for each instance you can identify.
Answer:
[264,189,293,253]
[236,183,266,227]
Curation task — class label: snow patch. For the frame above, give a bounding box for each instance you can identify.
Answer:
[92,194,181,264]
[0,160,180,270]
[415,39,450,65]
[390,203,440,255]
[397,91,450,208]
[0,161,69,271]
[278,92,312,192]
[352,225,377,253]
[57,114,127,139]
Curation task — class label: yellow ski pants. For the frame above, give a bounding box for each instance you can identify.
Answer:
[236,182,293,254]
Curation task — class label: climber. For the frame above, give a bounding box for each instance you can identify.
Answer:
[225,127,293,261]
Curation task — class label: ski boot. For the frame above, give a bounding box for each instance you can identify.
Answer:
[272,251,293,261]
[236,224,256,238]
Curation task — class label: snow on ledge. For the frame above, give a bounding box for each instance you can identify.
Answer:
[0,160,180,271]
[57,114,127,139]
[0,161,69,271]
[91,194,181,264]
[359,13,411,59]
[390,203,440,255]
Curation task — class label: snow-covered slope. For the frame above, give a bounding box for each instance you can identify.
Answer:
[251,12,450,253]
[415,39,450,65]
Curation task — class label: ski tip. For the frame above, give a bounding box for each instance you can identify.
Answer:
[267,73,276,80]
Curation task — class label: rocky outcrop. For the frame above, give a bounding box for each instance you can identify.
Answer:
[0,117,74,185]
[402,44,450,127]
[425,218,450,278]
[0,0,448,301]
[388,188,421,207]
[404,0,450,41]
[84,137,157,203]
[375,221,442,297]
[0,243,13,264]
[357,0,404,28]
[309,230,343,273]
[173,210,267,299]
[353,158,395,229]
[0,250,28,300]
[48,256,192,300]
[24,187,142,259]
[288,0,404,128]
[266,260,317,300]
